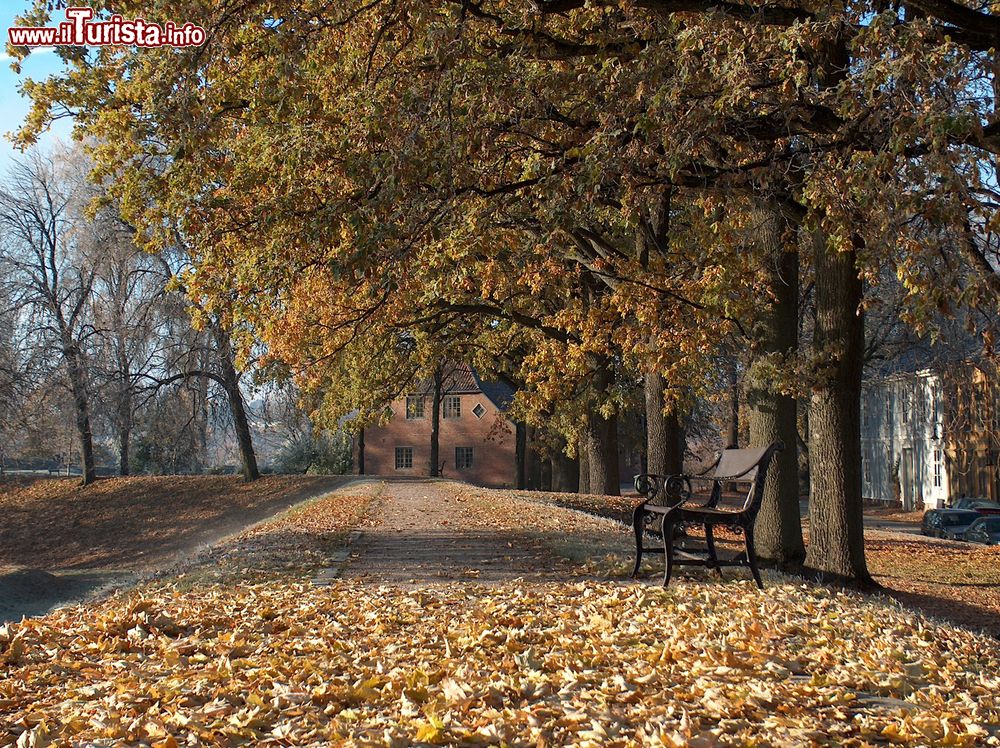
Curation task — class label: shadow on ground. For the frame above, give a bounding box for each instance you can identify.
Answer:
[0,568,131,623]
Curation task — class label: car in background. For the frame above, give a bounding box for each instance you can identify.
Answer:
[921,509,982,540]
[963,516,1000,545]
[950,498,1000,514]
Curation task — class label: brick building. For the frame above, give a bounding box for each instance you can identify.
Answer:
[361,364,521,487]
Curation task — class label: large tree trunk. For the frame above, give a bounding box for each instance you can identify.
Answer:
[802,16,871,586]
[585,360,621,495]
[727,359,741,448]
[638,193,683,479]
[644,372,682,476]
[216,328,259,483]
[430,368,443,477]
[744,205,805,568]
[585,412,620,496]
[64,343,97,485]
[578,439,591,494]
[804,231,872,585]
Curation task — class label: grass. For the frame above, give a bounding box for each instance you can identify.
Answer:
[0,474,353,571]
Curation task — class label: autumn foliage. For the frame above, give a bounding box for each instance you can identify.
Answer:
[13,1,1000,580]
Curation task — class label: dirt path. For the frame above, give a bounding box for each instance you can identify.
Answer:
[341,479,629,585]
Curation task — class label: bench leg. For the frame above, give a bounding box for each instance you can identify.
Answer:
[662,519,675,587]
[705,525,722,579]
[744,526,763,590]
[631,505,645,578]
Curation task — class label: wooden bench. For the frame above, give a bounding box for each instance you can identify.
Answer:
[631,442,783,589]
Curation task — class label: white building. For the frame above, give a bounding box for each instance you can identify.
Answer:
[861,370,949,510]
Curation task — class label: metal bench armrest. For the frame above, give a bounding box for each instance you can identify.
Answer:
[634,473,694,503]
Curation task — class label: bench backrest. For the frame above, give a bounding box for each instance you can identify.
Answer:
[711,446,770,482]
[706,442,783,512]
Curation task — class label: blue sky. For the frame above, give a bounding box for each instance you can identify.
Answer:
[1,2,74,169]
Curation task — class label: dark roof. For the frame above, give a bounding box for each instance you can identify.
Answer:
[442,364,479,393]
[411,362,516,411]
[471,369,515,412]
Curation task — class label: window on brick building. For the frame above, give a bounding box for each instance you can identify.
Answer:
[472,403,486,418]
[443,395,461,419]
[406,396,425,419]
[395,447,413,469]
[455,446,474,470]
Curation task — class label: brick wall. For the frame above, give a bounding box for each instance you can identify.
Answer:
[363,393,517,487]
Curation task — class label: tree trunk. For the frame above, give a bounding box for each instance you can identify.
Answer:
[357,428,365,475]
[119,425,130,476]
[553,451,579,493]
[578,439,591,494]
[64,343,97,485]
[727,359,741,448]
[195,347,211,472]
[430,368,443,477]
[539,456,552,491]
[216,328,259,482]
[744,205,805,568]
[585,413,619,496]
[515,422,528,489]
[804,231,872,585]
[644,372,682,476]
[116,343,132,476]
[585,360,621,495]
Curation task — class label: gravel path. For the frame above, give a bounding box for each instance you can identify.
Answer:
[340,479,629,585]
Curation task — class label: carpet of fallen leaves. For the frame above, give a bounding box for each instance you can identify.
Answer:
[0,475,351,571]
[528,488,1000,640]
[4,578,1000,746]
[5,480,1000,745]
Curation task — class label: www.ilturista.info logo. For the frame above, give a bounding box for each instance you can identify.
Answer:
[8,6,206,48]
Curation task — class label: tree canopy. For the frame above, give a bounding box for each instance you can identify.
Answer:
[13,0,1000,581]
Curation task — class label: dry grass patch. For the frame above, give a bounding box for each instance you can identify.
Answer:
[868,535,1000,637]
[0,475,351,571]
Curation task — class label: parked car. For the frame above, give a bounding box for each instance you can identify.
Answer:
[950,498,1000,514]
[963,516,1000,545]
[922,509,982,539]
